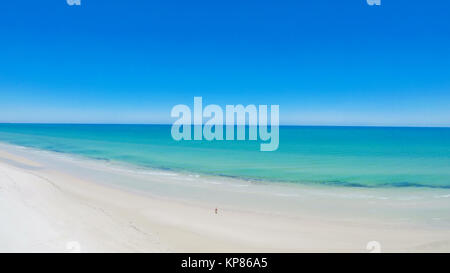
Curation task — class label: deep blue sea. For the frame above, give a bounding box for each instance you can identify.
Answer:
[0,124,449,188]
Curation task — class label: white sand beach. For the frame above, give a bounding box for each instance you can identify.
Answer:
[1,143,450,253]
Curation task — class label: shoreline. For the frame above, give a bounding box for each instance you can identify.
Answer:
[1,142,450,252]
[1,141,448,191]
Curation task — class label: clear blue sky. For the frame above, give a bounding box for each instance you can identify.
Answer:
[0,0,449,126]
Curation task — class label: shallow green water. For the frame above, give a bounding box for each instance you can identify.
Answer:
[0,124,449,188]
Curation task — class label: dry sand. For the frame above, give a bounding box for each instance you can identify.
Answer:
[1,145,450,252]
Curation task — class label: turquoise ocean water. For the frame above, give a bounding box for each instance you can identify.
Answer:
[0,124,449,188]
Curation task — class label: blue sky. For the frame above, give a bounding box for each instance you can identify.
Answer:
[0,0,449,126]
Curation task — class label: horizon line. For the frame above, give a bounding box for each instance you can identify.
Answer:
[0,122,449,128]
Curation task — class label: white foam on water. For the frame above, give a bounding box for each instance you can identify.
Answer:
[205,181,222,185]
[274,193,300,197]
[434,194,450,199]
[232,184,249,188]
